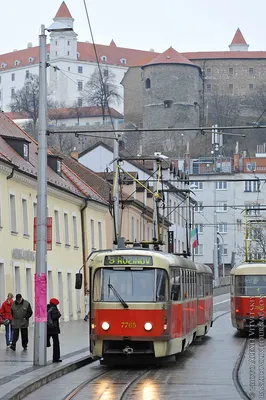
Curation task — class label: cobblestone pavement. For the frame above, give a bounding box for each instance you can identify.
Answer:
[0,319,89,399]
[25,294,249,400]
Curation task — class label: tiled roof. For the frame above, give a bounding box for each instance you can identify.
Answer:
[143,47,196,67]
[0,111,87,198]
[6,107,124,122]
[231,28,247,45]
[50,148,111,203]
[55,1,73,19]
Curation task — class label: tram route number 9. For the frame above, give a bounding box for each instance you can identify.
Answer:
[121,321,136,328]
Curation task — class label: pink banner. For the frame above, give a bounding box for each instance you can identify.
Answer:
[34,273,47,323]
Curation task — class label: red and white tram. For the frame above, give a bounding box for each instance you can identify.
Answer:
[195,263,213,337]
[230,262,266,331]
[80,248,213,363]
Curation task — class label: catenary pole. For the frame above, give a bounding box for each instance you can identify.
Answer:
[34,25,48,366]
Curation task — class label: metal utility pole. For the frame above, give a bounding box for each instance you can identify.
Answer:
[34,25,48,366]
[217,232,225,277]
[113,119,120,244]
[153,158,158,240]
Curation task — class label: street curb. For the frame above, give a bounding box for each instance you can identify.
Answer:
[1,355,94,400]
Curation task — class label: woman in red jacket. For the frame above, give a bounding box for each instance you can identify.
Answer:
[0,293,14,346]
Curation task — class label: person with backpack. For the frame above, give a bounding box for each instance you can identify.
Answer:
[0,293,14,347]
[47,298,62,363]
[10,294,33,351]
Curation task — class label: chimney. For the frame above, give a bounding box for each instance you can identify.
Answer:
[233,153,240,172]
[27,42,33,48]
[71,147,79,160]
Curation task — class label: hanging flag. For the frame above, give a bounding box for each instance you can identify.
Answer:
[190,228,199,248]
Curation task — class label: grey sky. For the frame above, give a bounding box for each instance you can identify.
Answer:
[1,0,265,55]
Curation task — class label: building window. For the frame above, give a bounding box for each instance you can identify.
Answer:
[101,56,107,62]
[206,84,212,92]
[11,73,15,82]
[249,84,254,90]
[228,67,234,75]
[164,100,173,108]
[206,68,212,77]
[195,244,203,255]
[216,201,228,212]
[68,41,70,46]
[120,58,126,64]
[219,244,228,256]
[246,203,261,216]
[26,70,29,79]
[195,202,204,212]
[78,66,83,73]
[249,67,254,75]
[244,180,260,192]
[103,69,108,77]
[54,210,60,243]
[216,181,227,190]
[73,216,78,248]
[47,54,50,61]
[23,143,29,160]
[90,219,95,249]
[217,223,227,233]
[55,41,58,46]
[131,216,134,241]
[98,221,102,249]
[64,213,70,246]
[191,181,203,190]
[78,81,83,91]
[68,66,71,71]
[55,51,58,56]
[174,202,177,223]
[0,76,1,84]
[33,202,37,218]
[145,78,151,89]
[22,199,29,236]
[0,91,2,101]
[229,84,233,92]
[10,194,17,233]
[77,98,83,107]
[57,160,61,174]
[195,223,203,233]
[67,51,70,56]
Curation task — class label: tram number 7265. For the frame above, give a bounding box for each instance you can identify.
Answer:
[121,322,137,328]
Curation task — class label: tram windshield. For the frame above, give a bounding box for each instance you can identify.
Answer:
[93,268,168,302]
[235,275,266,296]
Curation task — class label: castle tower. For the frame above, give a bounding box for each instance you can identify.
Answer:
[229,28,249,51]
[141,47,201,156]
[49,1,78,61]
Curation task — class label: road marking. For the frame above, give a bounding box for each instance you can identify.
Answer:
[214,299,230,306]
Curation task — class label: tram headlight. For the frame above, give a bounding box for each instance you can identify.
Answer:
[102,322,110,331]
[144,322,152,331]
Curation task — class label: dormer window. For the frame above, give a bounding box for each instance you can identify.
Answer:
[47,53,50,61]
[101,56,107,62]
[1,136,30,161]
[47,154,63,175]
[120,58,126,64]
[14,60,20,66]
[77,52,80,59]
[1,63,7,69]
[28,57,34,63]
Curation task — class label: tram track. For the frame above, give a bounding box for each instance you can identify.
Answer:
[232,339,251,400]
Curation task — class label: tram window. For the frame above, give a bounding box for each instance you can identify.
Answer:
[170,268,181,301]
[197,274,204,297]
[230,276,234,295]
[235,275,266,296]
[156,269,168,301]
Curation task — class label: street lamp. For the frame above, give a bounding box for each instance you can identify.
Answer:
[217,231,225,278]
[34,22,73,367]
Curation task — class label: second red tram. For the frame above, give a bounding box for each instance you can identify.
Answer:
[85,248,213,362]
[231,262,266,331]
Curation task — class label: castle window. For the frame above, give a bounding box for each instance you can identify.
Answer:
[103,69,108,77]
[14,60,20,66]
[120,58,126,64]
[28,57,34,63]
[206,84,212,92]
[11,73,15,82]
[249,67,254,75]
[67,51,70,56]
[78,66,83,73]
[77,98,83,107]
[229,84,233,92]
[78,81,83,91]
[101,56,107,62]
[164,100,173,108]
[249,84,254,90]
[47,53,50,61]
[206,68,212,77]
[228,67,234,75]
[55,41,58,46]
[145,78,151,89]
[1,63,7,69]
[68,41,70,46]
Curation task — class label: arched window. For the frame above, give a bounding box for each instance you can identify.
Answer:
[145,78,151,89]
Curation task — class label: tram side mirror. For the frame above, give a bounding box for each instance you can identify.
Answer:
[75,273,82,289]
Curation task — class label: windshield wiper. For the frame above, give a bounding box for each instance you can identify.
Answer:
[108,283,129,309]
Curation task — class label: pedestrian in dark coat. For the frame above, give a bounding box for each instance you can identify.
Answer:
[0,293,14,346]
[47,298,62,363]
[10,294,33,351]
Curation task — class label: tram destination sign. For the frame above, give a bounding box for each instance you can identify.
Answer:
[104,255,153,266]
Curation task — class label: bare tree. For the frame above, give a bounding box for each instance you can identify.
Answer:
[9,73,54,139]
[237,218,266,262]
[208,93,240,127]
[82,67,121,122]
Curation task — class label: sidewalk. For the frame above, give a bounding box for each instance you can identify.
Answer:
[0,320,91,400]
